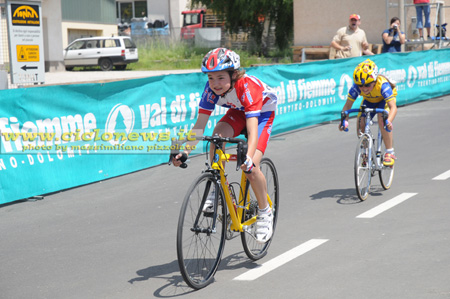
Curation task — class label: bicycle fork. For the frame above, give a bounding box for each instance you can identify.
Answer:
[368,129,383,175]
[375,129,383,169]
[192,179,219,235]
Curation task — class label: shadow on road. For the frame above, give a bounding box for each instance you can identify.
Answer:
[128,251,257,297]
[309,188,360,204]
[218,250,260,272]
[128,259,195,297]
[309,185,388,204]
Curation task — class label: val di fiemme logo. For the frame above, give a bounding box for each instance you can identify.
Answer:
[11,4,40,26]
[105,104,135,146]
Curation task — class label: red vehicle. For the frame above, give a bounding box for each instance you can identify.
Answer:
[180,9,206,40]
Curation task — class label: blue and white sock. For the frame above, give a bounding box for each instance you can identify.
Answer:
[258,204,271,214]
[386,148,395,154]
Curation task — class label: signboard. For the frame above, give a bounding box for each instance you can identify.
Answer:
[7,0,45,85]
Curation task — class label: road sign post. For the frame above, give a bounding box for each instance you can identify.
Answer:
[6,0,45,85]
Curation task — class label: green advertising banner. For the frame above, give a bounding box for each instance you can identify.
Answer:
[1,48,449,204]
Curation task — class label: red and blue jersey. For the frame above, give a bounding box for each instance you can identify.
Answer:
[198,74,278,118]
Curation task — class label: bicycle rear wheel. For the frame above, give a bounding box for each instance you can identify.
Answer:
[241,157,279,260]
[176,173,226,289]
[354,135,371,201]
[379,140,395,190]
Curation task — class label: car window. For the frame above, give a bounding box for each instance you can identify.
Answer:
[104,39,119,48]
[123,38,136,49]
[68,41,86,50]
[86,40,98,49]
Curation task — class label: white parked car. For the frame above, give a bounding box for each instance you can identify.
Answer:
[63,36,138,71]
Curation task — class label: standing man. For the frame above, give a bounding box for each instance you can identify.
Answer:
[330,14,374,59]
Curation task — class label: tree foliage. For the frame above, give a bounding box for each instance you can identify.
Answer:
[190,0,293,54]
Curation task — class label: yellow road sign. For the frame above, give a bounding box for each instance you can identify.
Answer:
[16,45,39,62]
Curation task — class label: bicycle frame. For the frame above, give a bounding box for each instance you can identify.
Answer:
[360,111,384,173]
[208,145,273,233]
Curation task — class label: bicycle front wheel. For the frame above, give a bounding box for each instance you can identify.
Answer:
[379,142,395,190]
[241,157,279,261]
[354,135,371,201]
[176,173,226,289]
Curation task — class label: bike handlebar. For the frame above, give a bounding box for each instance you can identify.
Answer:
[340,106,391,133]
[168,135,248,171]
[199,135,246,145]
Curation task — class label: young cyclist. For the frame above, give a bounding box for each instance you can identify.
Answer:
[172,48,278,243]
[339,59,398,166]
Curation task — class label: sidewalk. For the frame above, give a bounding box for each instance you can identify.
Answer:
[8,69,201,88]
[42,69,200,86]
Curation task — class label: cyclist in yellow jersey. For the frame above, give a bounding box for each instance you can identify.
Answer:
[339,59,398,166]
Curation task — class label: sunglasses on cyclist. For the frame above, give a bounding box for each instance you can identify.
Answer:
[358,82,373,88]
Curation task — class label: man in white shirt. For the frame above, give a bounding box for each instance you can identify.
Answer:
[330,14,374,59]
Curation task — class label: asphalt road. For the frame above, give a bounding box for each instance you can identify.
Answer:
[1,95,449,299]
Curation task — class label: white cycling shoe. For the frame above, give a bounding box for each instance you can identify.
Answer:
[255,209,273,244]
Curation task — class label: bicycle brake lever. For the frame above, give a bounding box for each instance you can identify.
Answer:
[236,142,248,171]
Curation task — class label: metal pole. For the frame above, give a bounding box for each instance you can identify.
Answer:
[386,0,391,28]
[437,1,443,48]
[168,0,172,39]
[386,0,389,29]
[399,0,405,52]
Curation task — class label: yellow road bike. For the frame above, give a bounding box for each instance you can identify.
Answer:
[172,135,279,289]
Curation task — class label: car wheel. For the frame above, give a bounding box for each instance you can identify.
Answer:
[99,58,113,71]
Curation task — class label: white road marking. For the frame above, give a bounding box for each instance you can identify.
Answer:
[433,170,450,180]
[356,193,418,218]
[233,239,328,281]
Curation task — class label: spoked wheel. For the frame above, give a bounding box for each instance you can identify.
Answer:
[354,135,371,201]
[240,157,279,260]
[379,142,395,190]
[176,173,226,289]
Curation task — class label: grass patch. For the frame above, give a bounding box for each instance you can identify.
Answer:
[128,38,292,71]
